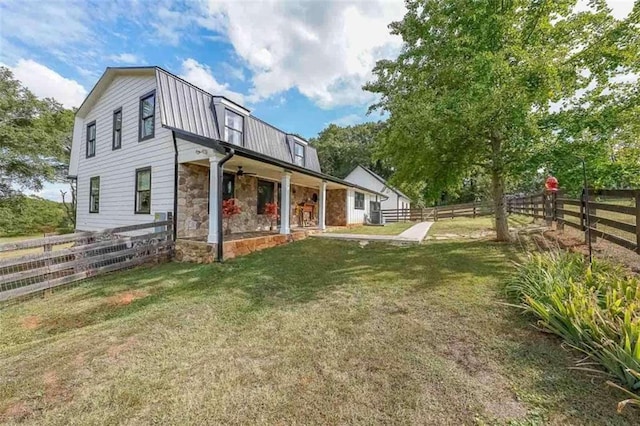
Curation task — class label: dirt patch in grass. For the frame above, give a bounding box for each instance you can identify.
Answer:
[107,336,138,359]
[43,371,71,404]
[107,290,148,306]
[21,315,41,330]
[1,401,33,422]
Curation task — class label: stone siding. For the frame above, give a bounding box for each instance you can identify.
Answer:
[229,176,274,233]
[326,189,347,226]
[176,163,209,239]
[177,164,327,234]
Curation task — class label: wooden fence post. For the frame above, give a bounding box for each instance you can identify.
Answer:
[555,191,564,231]
[635,191,640,254]
[580,188,586,234]
[473,204,477,219]
[588,190,597,244]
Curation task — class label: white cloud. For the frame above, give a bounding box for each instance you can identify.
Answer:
[5,59,87,108]
[0,0,91,47]
[108,53,142,64]
[200,0,406,108]
[329,113,365,127]
[179,58,245,105]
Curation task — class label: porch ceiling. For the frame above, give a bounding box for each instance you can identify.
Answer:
[189,155,348,190]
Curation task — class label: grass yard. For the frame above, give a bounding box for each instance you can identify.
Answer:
[429,214,533,236]
[328,222,415,235]
[1,238,637,424]
[0,234,73,260]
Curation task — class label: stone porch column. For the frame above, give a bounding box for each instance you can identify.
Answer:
[207,154,223,244]
[280,171,291,234]
[318,180,327,230]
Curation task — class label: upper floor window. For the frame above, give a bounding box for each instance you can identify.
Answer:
[113,107,122,150]
[89,176,100,213]
[135,167,151,214]
[224,109,243,145]
[86,121,96,158]
[294,142,305,167]
[355,192,365,210]
[139,91,155,141]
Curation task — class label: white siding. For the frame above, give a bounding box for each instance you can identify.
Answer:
[75,75,175,231]
[346,188,371,224]
[344,166,410,211]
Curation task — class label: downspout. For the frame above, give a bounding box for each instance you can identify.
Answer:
[216,147,235,262]
[172,131,179,242]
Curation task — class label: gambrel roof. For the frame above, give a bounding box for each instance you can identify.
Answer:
[74,66,322,174]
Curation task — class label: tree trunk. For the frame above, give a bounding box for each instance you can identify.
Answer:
[490,132,511,242]
[491,169,510,241]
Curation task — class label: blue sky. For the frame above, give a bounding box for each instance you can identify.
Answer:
[0,0,633,200]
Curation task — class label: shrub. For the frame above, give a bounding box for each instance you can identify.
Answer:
[0,195,67,236]
[507,251,640,412]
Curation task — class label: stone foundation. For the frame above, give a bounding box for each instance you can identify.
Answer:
[175,229,321,263]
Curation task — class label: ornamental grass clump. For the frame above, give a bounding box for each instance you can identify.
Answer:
[507,251,640,412]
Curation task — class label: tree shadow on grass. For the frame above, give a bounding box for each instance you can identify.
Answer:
[16,239,519,338]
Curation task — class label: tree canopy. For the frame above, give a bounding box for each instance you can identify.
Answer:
[365,0,640,240]
[0,67,74,198]
[309,122,392,179]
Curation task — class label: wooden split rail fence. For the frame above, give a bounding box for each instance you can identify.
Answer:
[0,214,174,302]
[508,189,640,254]
[381,202,493,223]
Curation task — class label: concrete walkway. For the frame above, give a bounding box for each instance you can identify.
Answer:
[312,221,433,244]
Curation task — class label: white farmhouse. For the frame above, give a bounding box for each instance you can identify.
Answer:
[68,67,385,260]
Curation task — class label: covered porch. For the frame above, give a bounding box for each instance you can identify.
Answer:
[174,151,348,261]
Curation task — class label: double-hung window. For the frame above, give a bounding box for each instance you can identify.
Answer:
[224,109,243,145]
[294,142,305,167]
[89,176,100,213]
[135,168,151,214]
[355,192,365,210]
[113,108,122,149]
[139,91,155,141]
[86,121,96,158]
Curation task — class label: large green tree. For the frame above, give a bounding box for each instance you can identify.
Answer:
[365,0,639,241]
[310,122,392,179]
[0,67,73,198]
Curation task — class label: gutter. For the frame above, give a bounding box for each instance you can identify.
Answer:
[171,131,179,242]
[216,147,235,262]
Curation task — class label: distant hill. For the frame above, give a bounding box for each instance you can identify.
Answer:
[0,195,70,236]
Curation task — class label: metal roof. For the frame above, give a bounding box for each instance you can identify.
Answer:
[305,146,322,172]
[245,116,295,165]
[156,68,220,140]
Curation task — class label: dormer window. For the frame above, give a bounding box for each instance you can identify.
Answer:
[294,142,305,167]
[224,109,243,145]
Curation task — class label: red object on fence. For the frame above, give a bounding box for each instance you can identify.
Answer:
[545,176,559,192]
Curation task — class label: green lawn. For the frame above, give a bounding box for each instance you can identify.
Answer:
[0,238,636,424]
[328,222,415,235]
[429,214,533,236]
